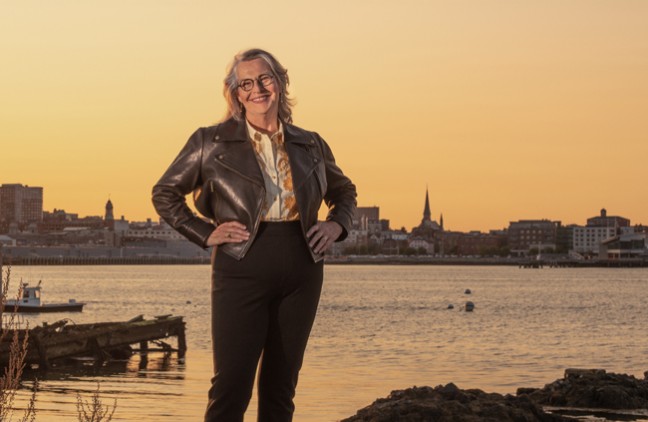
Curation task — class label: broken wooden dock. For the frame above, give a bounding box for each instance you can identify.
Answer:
[0,314,186,368]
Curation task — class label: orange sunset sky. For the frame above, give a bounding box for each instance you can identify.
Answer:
[2,1,647,232]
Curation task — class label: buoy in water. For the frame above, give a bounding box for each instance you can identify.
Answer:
[447,304,454,309]
[464,288,472,294]
[464,301,475,312]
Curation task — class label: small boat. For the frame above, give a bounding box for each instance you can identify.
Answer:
[3,281,85,313]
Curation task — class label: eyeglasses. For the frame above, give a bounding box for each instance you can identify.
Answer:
[237,74,274,92]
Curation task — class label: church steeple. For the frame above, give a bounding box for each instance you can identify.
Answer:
[105,199,114,222]
[422,186,431,223]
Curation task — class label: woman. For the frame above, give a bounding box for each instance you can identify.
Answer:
[152,48,357,421]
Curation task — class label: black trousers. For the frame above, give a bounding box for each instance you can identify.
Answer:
[205,221,324,422]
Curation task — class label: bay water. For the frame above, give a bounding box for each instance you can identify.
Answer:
[7,265,648,421]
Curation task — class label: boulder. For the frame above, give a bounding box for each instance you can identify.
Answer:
[517,368,648,409]
[342,383,568,422]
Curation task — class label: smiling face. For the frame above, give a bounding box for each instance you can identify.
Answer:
[236,58,280,126]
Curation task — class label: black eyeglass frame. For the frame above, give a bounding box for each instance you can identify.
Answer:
[237,74,275,92]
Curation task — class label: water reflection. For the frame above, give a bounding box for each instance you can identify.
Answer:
[23,351,185,383]
[16,351,195,421]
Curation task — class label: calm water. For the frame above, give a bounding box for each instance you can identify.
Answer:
[6,265,648,421]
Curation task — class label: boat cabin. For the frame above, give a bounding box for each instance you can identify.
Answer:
[20,283,42,306]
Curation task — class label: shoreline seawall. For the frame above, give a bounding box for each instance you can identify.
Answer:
[2,253,647,267]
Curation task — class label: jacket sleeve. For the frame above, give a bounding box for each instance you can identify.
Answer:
[319,136,357,242]
[152,128,217,248]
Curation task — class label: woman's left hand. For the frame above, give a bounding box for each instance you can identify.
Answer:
[307,221,343,254]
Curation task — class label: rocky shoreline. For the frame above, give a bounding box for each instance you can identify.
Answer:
[342,369,648,421]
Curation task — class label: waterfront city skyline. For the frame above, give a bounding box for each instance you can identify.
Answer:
[1,182,642,234]
[2,2,647,232]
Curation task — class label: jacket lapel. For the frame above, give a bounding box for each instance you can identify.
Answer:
[213,119,264,187]
[284,124,319,192]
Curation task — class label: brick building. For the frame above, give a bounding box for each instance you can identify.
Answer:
[508,219,560,256]
[0,184,43,232]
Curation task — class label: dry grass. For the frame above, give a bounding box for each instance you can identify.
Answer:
[76,382,117,422]
[1,265,37,422]
[1,262,117,421]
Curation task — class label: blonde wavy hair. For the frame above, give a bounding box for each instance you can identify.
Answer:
[223,48,295,124]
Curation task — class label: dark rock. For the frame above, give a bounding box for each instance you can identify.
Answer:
[517,388,540,396]
[342,384,568,422]
[517,368,648,409]
[345,369,648,421]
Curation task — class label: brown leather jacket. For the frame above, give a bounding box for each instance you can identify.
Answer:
[152,118,357,262]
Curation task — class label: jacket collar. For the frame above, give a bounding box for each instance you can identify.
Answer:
[211,118,318,192]
[284,124,312,145]
[214,118,312,145]
[213,118,248,142]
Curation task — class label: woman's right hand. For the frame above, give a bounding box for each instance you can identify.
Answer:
[205,221,250,246]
